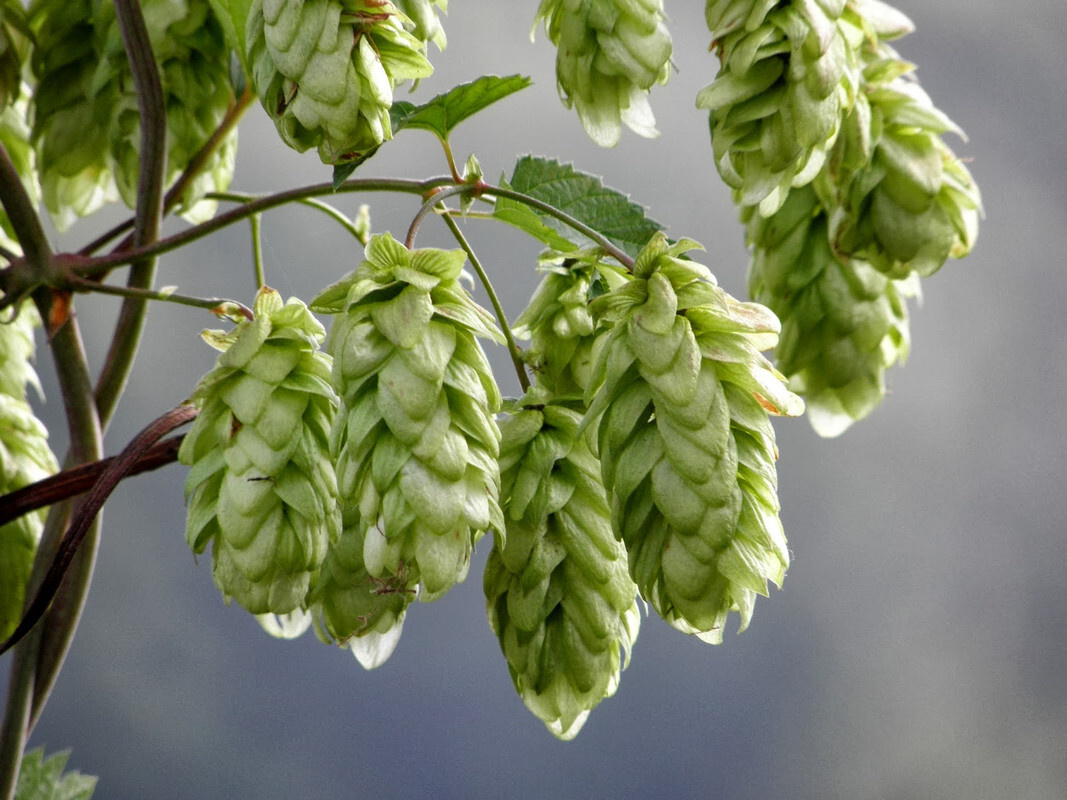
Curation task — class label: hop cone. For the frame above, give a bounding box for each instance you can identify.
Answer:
[746,185,914,436]
[822,39,982,278]
[512,253,613,397]
[485,395,639,740]
[247,0,433,164]
[585,233,803,642]
[0,301,58,641]
[312,233,504,607]
[311,503,415,668]
[697,0,860,215]
[535,0,673,147]
[179,287,341,615]
[93,0,238,223]
[28,0,120,229]
[395,0,446,50]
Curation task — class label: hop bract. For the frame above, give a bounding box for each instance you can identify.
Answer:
[535,0,673,147]
[395,0,447,51]
[312,233,504,614]
[586,233,803,642]
[179,288,341,615]
[0,301,58,641]
[247,0,433,164]
[486,395,639,740]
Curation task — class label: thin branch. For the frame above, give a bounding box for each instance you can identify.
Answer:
[405,184,472,248]
[0,406,197,657]
[65,274,253,318]
[0,436,186,528]
[0,146,51,277]
[440,211,530,392]
[71,177,455,278]
[250,212,265,291]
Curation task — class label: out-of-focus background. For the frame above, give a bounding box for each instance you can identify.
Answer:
[5,1,1065,797]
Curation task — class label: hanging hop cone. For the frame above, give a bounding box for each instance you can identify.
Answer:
[534,0,673,147]
[395,0,446,51]
[697,0,860,216]
[0,301,59,641]
[28,0,120,230]
[311,233,505,604]
[179,288,341,616]
[585,233,803,642]
[485,393,640,740]
[247,0,433,164]
[746,185,915,437]
[513,252,613,398]
[310,503,415,669]
[93,0,238,223]
[821,39,982,279]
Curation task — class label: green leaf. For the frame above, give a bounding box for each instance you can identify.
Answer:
[206,0,253,77]
[391,74,533,141]
[14,748,96,800]
[493,156,665,258]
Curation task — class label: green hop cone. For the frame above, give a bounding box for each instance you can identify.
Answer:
[0,301,59,641]
[697,0,860,215]
[395,0,446,51]
[247,0,433,164]
[179,287,341,615]
[93,0,238,223]
[534,0,673,147]
[311,503,416,668]
[28,0,120,229]
[513,251,618,398]
[585,233,803,642]
[312,233,504,606]
[746,185,915,437]
[822,40,982,278]
[485,394,639,740]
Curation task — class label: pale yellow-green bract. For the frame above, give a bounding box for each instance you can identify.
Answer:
[180,288,341,616]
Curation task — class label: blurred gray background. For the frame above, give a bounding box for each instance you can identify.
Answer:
[5,1,1066,797]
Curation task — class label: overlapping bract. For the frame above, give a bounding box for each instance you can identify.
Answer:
[534,0,672,147]
[247,0,433,164]
[0,301,58,641]
[702,0,981,434]
[395,0,447,51]
[586,233,802,642]
[485,397,639,740]
[310,233,504,663]
[179,288,341,615]
[27,0,237,229]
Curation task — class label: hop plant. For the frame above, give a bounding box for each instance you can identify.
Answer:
[247,0,434,164]
[28,0,120,229]
[697,0,860,215]
[0,301,58,641]
[512,252,612,397]
[0,0,29,110]
[93,0,238,223]
[312,233,504,614]
[179,287,341,616]
[534,0,673,147]
[395,0,447,51]
[0,93,40,248]
[585,233,802,642]
[821,40,982,278]
[746,185,915,436]
[485,394,639,740]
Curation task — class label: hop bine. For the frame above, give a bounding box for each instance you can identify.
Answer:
[180,288,341,616]
[585,233,803,642]
[310,233,504,664]
[247,0,434,164]
[485,394,639,740]
[534,0,673,147]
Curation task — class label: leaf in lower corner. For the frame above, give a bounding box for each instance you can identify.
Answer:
[14,747,96,800]
[493,156,665,258]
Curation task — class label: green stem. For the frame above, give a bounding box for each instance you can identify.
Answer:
[66,275,253,319]
[72,177,455,278]
[439,137,462,183]
[405,184,471,248]
[250,212,265,291]
[0,145,52,280]
[440,212,530,392]
[212,191,367,242]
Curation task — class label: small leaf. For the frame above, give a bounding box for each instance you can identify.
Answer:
[493,157,665,259]
[14,747,97,800]
[206,0,254,77]
[390,75,533,141]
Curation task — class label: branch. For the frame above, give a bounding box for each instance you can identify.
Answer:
[0,436,186,528]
